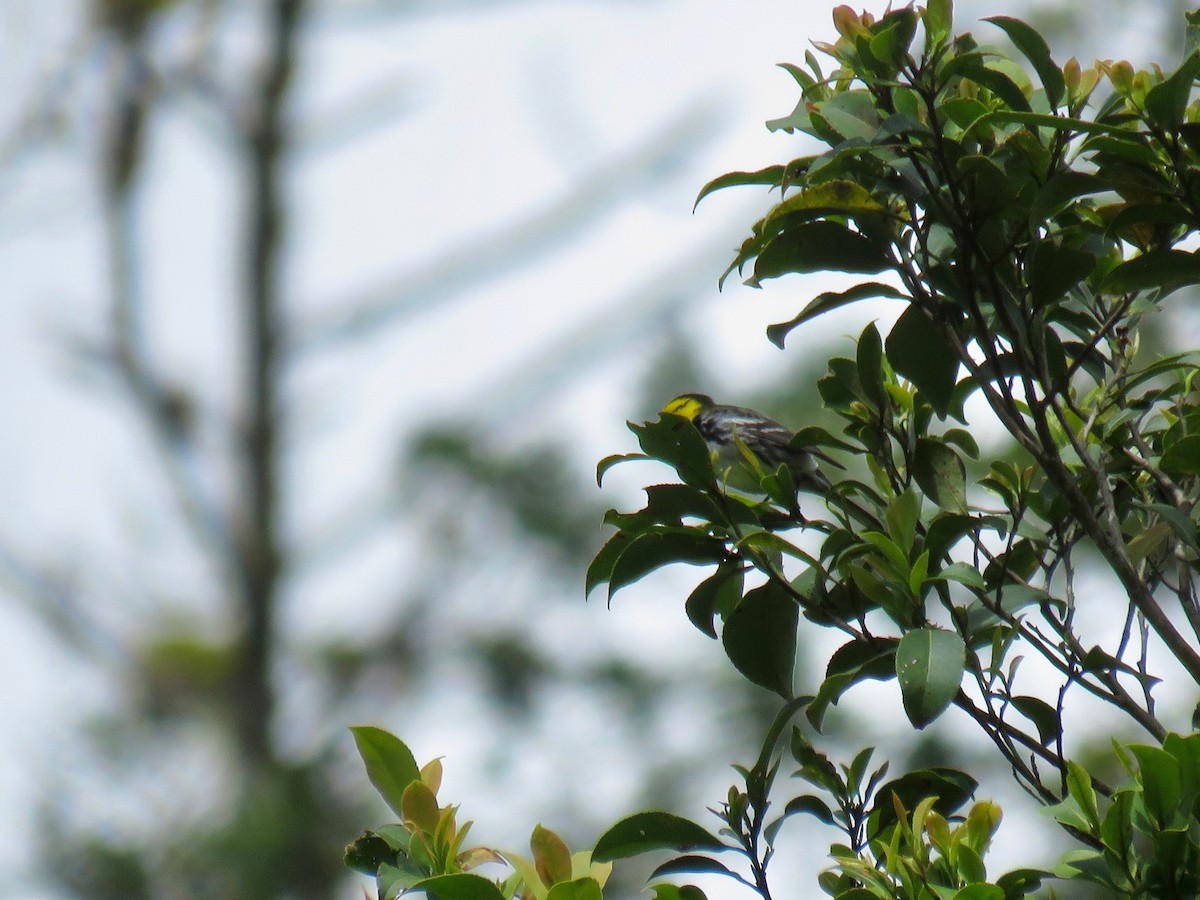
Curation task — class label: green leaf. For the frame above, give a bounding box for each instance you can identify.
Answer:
[1144,52,1200,130]
[592,813,727,862]
[685,563,743,638]
[819,91,883,141]
[1027,241,1096,308]
[942,55,1031,112]
[650,885,708,900]
[596,453,647,486]
[631,416,716,488]
[807,638,898,730]
[1101,249,1200,297]
[546,878,604,900]
[752,221,893,285]
[951,884,1003,900]
[783,795,836,824]
[1162,434,1200,475]
[345,831,401,876]
[867,8,918,72]
[694,166,787,209]
[649,856,740,880]
[885,489,921,555]
[913,439,967,512]
[1028,171,1108,225]
[870,767,978,827]
[1065,761,1100,832]
[350,727,421,818]
[411,874,508,900]
[923,0,952,50]
[984,16,1065,108]
[1010,695,1060,745]
[885,305,959,416]
[767,282,908,347]
[923,513,977,567]
[722,580,798,698]
[857,322,885,406]
[995,869,1047,898]
[586,531,631,597]
[608,530,727,600]
[934,561,986,589]
[895,628,965,728]
[1129,744,1182,828]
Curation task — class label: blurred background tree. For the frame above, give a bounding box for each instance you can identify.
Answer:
[0,0,1189,898]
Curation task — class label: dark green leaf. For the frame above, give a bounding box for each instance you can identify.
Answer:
[885,305,959,416]
[1027,241,1096,307]
[412,874,508,900]
[722,580,798,698]
[942,55,1031,112]
[807,638,898,730]
[1028,171,1108,225]
[694,166,791,210]
[767,282,907,347]
[1010,695,1060,745]
[632,416,716,488]
[1162,434,1200,475]
[870,768,978,829]
[986,110,1123,138]
[995,868,1047,898]
[856,322,885,406]
[350,727,420,818]
[923,513,977,567]
[596,453,647,486]
[752,222,893,285]
[649,857,739,880]
[345,831,401,876]
[1100,249,1200,297]
[685,563,743,638]
[895,628,965,728]
[783,795,835,824]
[913,439,967,512]
[984,16,1065,108]
[586,531,631,597]
[592,812,728,862]
[608,530,727,600]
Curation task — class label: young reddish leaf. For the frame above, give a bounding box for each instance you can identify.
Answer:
[532,824,573,888]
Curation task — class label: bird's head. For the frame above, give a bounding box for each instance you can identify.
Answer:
[661,393,715,421]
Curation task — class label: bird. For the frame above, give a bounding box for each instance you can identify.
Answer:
[660,393,836,497]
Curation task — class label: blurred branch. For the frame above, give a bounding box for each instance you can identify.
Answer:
[291,103,723,351]
[230,0,306,766]
[0,542,130,669]
[97,24,238,585]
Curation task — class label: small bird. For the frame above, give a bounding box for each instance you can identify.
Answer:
[661,393,835,496]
